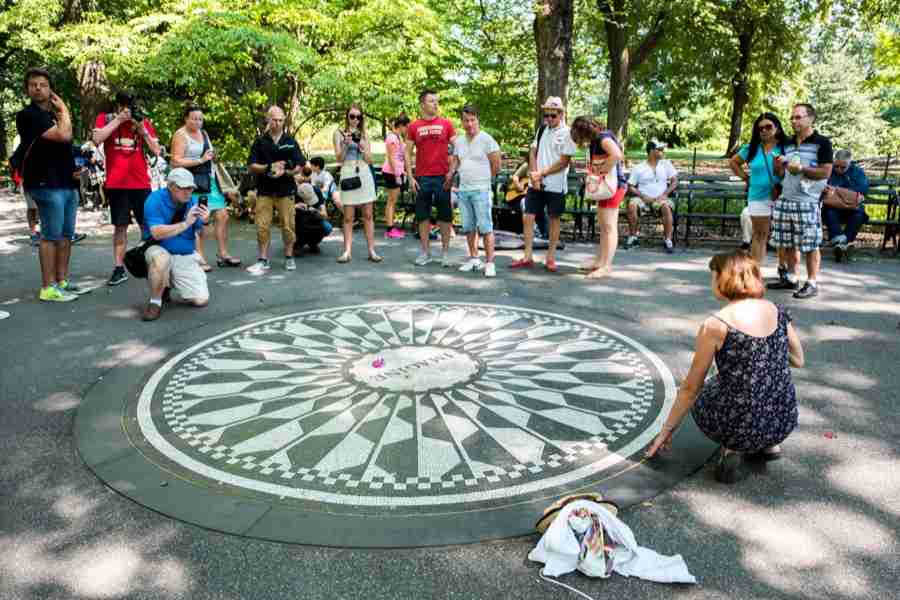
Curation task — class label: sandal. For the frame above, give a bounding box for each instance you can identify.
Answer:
[715,448,740,484]
[198,260,212,272]
[336,253,351,264]
[585,266,610,279]
[544,259,558,272]
[216,255,242,267]
[744,445,782,462]
[368,254,384,263]
[509,258,534,269]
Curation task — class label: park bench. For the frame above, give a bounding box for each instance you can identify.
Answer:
[852,177,899,254]
[680,174,746,246]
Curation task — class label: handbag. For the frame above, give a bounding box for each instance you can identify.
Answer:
[123,202,189,279]
[763,148,781,202]
[340,164,362,191]
[584,169,618,202]
[188,131,212,193]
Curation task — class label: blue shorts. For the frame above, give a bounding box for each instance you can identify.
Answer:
[415,176,453,223]
[457,190,493,234]
[30,188,77,242]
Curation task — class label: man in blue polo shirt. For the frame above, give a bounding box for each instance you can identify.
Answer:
[141,168,210,321]
[823,149,870,263]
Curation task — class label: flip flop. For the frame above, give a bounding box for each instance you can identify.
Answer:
[509,258,534,269]
[336,253,351,264]
[198,261,212,272]
[368,254,384,263]
[544,259,558,272]
[216,255,242,267]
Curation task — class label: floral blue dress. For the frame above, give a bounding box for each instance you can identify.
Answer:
[691,305,798,452]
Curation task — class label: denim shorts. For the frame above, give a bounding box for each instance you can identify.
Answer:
[457,190,493,234]
[415,176,453,223]
[30,188,77,242]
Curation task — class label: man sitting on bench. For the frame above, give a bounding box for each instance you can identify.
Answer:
[625,139,678,253]
[823,149,869,263]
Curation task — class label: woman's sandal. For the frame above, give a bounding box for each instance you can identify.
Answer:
[336,253,351,264]
[744,445,782,462]
[368,254,383,263]
[715,448,740,484]
[198,260,213,272]
[216,255,242,267]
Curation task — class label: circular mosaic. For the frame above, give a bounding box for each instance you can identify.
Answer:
[133,302,675,514]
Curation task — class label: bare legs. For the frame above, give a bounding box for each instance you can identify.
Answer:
[750,216,770,265]
[586,208,619,278]
[340,203,379,261]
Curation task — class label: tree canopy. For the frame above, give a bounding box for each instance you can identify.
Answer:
[1,0,897,162]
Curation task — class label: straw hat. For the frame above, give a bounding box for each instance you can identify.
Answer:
[541,96,565,111]
[535,492,619,533]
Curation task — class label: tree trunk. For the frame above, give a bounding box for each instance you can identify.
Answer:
[533,1,574,129]
[598,0,668,145]
[77,61,108,139]
[0,113,7,162]
[725,25,753,156]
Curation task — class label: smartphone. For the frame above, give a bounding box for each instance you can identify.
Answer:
[198,195,208,208]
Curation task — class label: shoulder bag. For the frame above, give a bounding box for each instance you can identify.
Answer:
[763,148,782,202]
[584,136,618,202]
[123,202,189,278]
[188,130,212,193]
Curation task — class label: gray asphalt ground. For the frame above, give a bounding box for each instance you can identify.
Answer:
[1,192,898,599]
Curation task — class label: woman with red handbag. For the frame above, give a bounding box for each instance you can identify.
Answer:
[570,116,625,279]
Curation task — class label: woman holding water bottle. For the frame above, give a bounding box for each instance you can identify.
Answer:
[170,103,241,269]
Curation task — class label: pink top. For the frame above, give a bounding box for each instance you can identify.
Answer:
[381,132,406,176]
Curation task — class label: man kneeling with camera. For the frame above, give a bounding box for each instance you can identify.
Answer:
[141,168,210,321]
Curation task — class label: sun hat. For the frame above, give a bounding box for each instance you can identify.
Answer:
[541,96,565,111]
[535,492,619,534]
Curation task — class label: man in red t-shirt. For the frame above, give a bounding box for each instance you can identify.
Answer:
[405,89,457,266]
[93,91,161,286]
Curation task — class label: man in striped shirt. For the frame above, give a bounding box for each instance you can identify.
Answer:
[768,103,833,300]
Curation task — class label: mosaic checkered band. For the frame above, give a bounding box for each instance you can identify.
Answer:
[135,303,675,514]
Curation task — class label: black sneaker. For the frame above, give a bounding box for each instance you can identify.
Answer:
[767,277,800,291]
[107,267,128,286]
[777,264,787,280]
[715,450,740,484]
[834,245,845,263]
[793,281,818,299]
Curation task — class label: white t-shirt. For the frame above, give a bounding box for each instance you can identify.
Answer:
[531,124,578,194]
[627,160,678,198]
[454,131,501,192]
[312,169,335,195]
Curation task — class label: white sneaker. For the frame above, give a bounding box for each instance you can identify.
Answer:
[247,259,271,275]
[458,258,483,272]
[285,257,296,271]
[441,253,453,268]
[414,253,432,266]
[484,262,496,278]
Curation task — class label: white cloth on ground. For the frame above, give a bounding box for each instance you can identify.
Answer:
[528,499,696,584]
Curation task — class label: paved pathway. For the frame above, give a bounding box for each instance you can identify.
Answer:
[1,197,898,599]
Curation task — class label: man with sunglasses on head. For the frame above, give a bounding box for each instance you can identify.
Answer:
[406,89,457,266]
[510,97,578,272]
[768,103,833,299]
[822,149,869,263]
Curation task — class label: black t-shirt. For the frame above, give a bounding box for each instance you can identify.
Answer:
[247,132,306,197]
[15,102,76,190]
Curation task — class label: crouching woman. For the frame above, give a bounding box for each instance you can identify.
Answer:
[141,168,210,321]
[645,250,804,483]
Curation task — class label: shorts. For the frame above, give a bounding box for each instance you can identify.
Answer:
[771,199,822,253]
[144,245,209,301]
[23,190,37,210]
[747,199,774,218]
[457,190,493,234]
[30,188,77,242]
[383,172,404,190]
[629,196,674,213]
[415,176,453,223]
[108,188,150,226]
[525,188,566,218]
[596,187,626,210]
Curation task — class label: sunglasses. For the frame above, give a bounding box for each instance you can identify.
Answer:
[348,114,361,121]
[544,113,560,119]
[758,124,775,131]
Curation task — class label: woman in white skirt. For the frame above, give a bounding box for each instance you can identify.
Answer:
[333,104,381,263]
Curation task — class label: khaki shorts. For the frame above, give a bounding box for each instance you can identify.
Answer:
[629,196,674,213]
[145,245,209,301]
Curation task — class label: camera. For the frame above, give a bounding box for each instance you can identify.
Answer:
[129,101,147,123]
[351,132,361,144]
